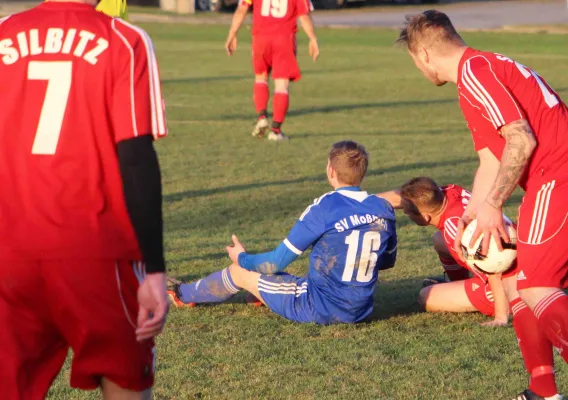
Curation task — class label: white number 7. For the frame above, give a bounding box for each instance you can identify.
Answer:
[27,61,72,155]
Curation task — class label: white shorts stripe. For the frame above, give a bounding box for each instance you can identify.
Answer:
[283,239,302,255]
[534,291,565,319]
[528,181,555,244]
[258,279,307,290]
[118,262,137,329]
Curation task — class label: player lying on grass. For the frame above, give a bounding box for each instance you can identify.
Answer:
[379,177,517,326]
[168,141,397,324]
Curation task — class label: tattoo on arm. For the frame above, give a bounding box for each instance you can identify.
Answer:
[487,119,536,208]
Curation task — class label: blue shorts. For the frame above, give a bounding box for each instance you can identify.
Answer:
[257,273,327,324]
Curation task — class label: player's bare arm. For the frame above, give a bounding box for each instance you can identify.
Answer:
[298,14,319,62]
[471,119,536,254]
[482,273,509,327]
[376,189,402,209]
[225,3,249,56]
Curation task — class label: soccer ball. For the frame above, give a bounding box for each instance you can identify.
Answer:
[460,219,517,274]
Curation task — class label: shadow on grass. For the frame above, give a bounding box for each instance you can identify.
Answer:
[165,156,477,202]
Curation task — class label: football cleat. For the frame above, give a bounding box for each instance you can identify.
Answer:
[421,275,448,288]
[252,118,269,138]
[166,277,195,308]
[513,389,564,400]
[267,131,290,141]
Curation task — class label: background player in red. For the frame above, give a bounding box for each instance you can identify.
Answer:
[0,0,169,398]
[397,10,568,400]
[224,0,319,141]
[379,177,516,325]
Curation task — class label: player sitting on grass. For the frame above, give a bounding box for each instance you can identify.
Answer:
[168,141,397,324]
[379,177,516,326]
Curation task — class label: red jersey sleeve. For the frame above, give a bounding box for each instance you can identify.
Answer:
[461,55,524,131]
[110,19,167,143]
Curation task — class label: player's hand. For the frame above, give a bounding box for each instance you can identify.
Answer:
[136,272,169,342]
[226,234,246,265]
[480,318,509,327]
[225,35,237,56]
[309,38,319,62]
[470,201,509,256]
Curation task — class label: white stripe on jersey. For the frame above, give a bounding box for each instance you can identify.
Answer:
[444,220,458,239]
[283,238,302,255]
[299,191,333,221]
[113,19,167,138]
[462,60,503,129]
[111,20,138,137]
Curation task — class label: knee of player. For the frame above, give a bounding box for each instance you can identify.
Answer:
[417,288,429,310]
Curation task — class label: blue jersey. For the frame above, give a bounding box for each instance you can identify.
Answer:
[283,187,397,323]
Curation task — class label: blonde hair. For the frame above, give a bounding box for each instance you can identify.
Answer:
[396,10,464,53]
[400,177,445,212]
[329,141,368,186]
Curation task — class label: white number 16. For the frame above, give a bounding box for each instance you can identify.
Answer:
[27,61,72,155]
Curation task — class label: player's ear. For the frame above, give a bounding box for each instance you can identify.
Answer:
[418,47,429,65]
[422,212,432,224]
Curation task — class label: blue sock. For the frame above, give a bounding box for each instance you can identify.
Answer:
[179,268,241,304]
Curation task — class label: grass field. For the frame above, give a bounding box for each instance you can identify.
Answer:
[48,24,568,399]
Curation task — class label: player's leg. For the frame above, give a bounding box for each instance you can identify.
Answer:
[418,280,479,313]
[0,260,69,398]
[268,78,290,141]
[504,275,560,399]
[268,35,301,141]
[432,231,470,282]
[171,266,242,306]
[46,260,156,395]
[101,378,152,400]
[251,36,271,138]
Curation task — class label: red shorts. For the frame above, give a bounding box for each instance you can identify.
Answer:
[464,276,495,317]
[252,34,301,82]
[0,260,154,398]
[516,177,568,290]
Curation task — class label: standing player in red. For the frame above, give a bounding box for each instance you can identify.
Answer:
[398,11,567,400]
[224,0,319,141]
[379,177,516,324]
[0,0,169,398]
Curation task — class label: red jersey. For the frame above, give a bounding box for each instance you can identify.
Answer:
[242,0,312,36]
[436,185,473,271]
[457,48,568,190]
[0,2,167,260]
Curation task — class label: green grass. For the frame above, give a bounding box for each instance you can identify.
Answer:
[48,25,567,399]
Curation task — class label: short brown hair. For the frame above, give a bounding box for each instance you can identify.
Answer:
[329,141,368,186]
[400,176,445,212]
[396,10,464,53]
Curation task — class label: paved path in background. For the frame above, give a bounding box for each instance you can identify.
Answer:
[312,1,568,30]
[0,0,567,30]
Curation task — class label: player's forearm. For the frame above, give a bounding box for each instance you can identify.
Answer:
[485,119,536,209]
[487,274,509,323]
[238,242,298,274]
[464,155,498,220]
[298,14,317,42]
[117,135,166,274]
[376,190,402,209]
[228,4,249,37]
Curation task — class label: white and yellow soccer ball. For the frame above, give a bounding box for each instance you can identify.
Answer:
[460,218,517,274]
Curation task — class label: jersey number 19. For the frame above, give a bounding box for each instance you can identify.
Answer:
[341,231,381,283]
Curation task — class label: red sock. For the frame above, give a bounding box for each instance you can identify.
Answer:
[510,298,558,397]
[535,291,568,363]
[253,82,269,118]
[272,91,289,130]
[439,255,470,281]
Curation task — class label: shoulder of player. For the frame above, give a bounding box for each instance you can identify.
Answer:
[110,18,155,53]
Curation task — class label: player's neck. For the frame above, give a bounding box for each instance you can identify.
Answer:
[333,183,360,191]
[437,46,468,84]
[429,196,448,227]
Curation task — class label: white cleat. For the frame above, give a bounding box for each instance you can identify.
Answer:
[267,131,290,141]
[252,118,269,138]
